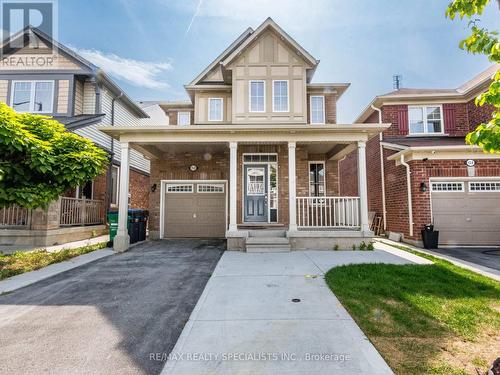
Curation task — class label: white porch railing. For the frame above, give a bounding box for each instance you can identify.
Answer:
[296,197,360,228]
[60,197,104,226]
[0,205,31,228]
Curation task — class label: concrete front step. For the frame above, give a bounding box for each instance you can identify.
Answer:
[246,237,290,245]
[248,230,287,238]
[246,245,291,253]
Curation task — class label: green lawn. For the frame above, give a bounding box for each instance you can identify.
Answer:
[325,244,500,375]
[0,242,108,281]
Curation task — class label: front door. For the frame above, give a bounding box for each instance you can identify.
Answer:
[244,165,268,222]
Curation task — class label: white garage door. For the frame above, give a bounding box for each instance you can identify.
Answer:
[431,180,500,246]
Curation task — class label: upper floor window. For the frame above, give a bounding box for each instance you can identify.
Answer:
[310,95,325,124]
[249,80,265,112]
[208,98,223,121]
[12,80,54,113]
[409,105,443,135]
[177,111,191,126]
[309,162,325,196]
[272,80,289,112]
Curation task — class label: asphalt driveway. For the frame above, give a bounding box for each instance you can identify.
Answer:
[430,247,500,271]
[0,239,224,375]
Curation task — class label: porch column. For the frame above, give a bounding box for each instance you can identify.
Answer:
[288,141,298,232]
[357,141,370,233]
[228,141,238,232]
[114,141,130,252]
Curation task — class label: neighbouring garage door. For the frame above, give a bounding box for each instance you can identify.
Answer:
[164,182,226,238]
[431,180,500,246]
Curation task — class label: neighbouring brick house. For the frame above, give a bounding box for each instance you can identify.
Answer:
[340,64,500,246]
[102,18,388,252]
[0,27,150,246]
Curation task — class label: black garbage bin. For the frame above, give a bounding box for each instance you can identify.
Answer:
[128,209,142,244]
[421,224,439,249]
[138,210,148,241]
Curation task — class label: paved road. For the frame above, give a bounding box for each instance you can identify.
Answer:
[431,247,500,271]
[163,248,420,375]
[0,239,224,375]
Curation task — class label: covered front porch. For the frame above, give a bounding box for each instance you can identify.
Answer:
[100,123,388,251]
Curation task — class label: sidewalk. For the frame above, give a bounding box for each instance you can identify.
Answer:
[162,248,425,375]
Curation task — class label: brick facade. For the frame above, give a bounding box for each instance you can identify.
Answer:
[306,92,337,124]
[339,96,500,243]
[147,144,340,237]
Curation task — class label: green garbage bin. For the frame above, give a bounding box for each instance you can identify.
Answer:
[107,211,119,243]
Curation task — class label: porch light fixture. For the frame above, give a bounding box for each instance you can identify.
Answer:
[151,184,157,193]
[420,182,427,192]
[189,165,198,172]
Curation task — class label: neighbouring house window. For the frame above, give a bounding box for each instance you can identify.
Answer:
[309,162,325,196]
[177,112,191,125]
[12,80,54,113]
[208,98,223,121]
[76,181,93,199]
[249,80,265,112]
[111,165,119,205]
[409,105,443,135]
[310,96,325,124]
[273,80,288,112]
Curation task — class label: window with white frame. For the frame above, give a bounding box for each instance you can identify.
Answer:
[249,80,265,112]
[111,165,119,205]
[431,182,464,192]
[309,162,325,196]
[469,181,500,192]
[197,184,225,193]
[243,154,277,163]
[208,98,223,121]
[12,80,54,113]
[310,96,325,124]
[409,105,443,135]
[166,184,193,193]
[177,112,191,125]
[272,80,288,112]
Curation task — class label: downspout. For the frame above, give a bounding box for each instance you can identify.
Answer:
[107,91,123,212]
[400,154,414,237]
[371,104,387,230]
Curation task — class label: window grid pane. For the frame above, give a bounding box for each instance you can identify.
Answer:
[33,81,53,112]
[250,81,265,112]
[209,99,222,121]
[12,82,32,112]
[273,81,288,112]
[311,96,324,124]
[309,163,325,196]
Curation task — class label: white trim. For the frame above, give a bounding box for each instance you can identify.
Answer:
[160,180,228,239]
[177,111,191,126]
[207,98,223,121]
[308,161,326,196]
[242,153,278,164]
[272,80,289,112]
[310,95,325,124]
[111,165,120,206]
[249,80,266,113]
[408,104,444,135]
[11,80,55,113]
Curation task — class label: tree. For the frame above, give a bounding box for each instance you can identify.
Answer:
[0,103,109,209]
[446,0,500,153]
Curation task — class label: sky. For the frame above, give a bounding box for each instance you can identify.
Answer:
[58,0,499,122]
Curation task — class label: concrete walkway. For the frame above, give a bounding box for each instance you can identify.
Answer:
[0,234,110,254]
[163,248,427,375]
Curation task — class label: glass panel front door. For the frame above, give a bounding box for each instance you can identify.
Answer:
[244,165,268,222]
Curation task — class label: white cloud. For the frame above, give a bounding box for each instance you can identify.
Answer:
[71,47,172,90]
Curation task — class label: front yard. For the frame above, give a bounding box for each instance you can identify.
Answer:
[0,242,108,280]
[325,244,500,375]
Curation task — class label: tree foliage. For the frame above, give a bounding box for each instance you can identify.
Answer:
[0,103,108,208]
[446,0,500,153]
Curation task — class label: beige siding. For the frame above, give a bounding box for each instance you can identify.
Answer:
[194,91,232,124]
[0,80,8,103]
[74,79,84,115]
[57,80,70,114]
[83,80,96,114]
[228,30,309,124]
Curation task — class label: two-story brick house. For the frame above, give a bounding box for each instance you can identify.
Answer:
[0,27,150,246]
[101,18,389,252]
[340,64,500,246]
